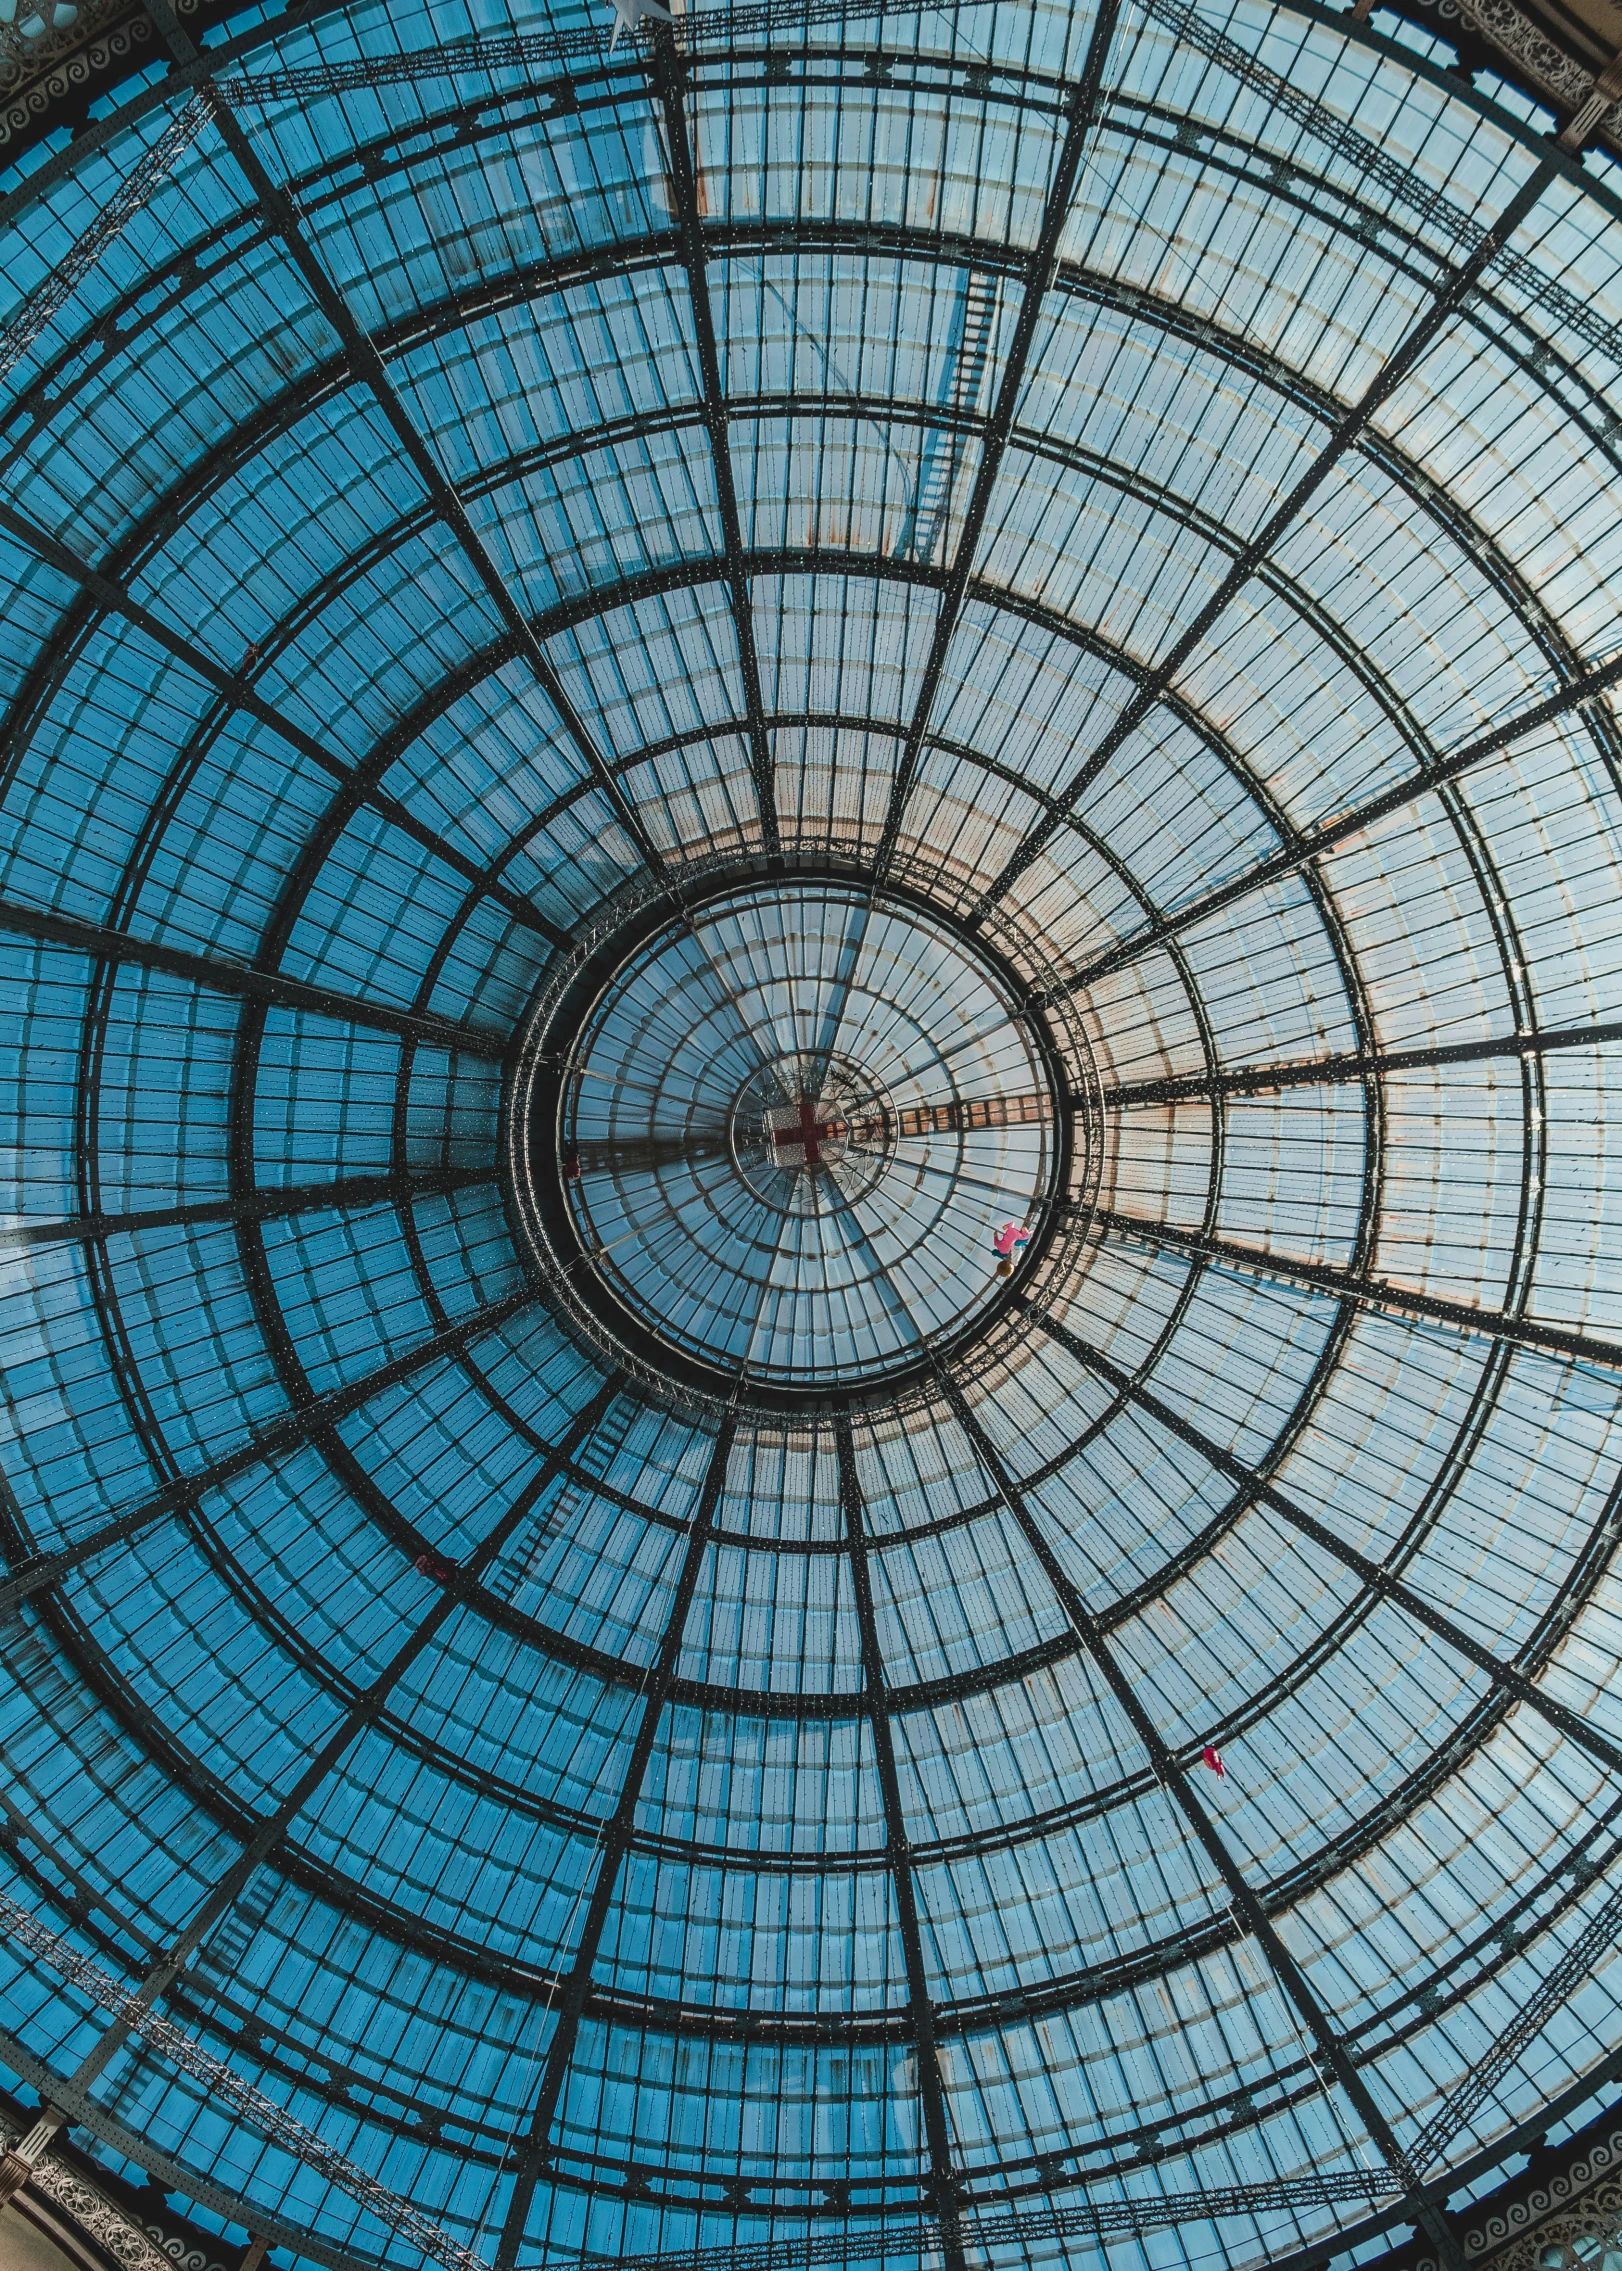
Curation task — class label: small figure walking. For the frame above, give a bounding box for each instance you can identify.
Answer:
[992,1222,1030,1277]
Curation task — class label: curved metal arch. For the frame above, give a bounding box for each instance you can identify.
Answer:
[13,1984,1615,2271]
[0,1592,1531,2153]
[6,255,1593,802]
[8,174,1611,835]
[34,713,1544,1971]
[9,38,1607,535]
[53,464,1383,1602]
[60,518,1394,1076]
[7,1420,1618,2227]
[20,1330,1608,2035]
[3,35,1608,2252]
[59,584,1546,2060]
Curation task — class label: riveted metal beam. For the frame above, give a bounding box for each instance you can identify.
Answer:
[1090,1206,1622,1371]
[493,1405,740,2271]
[0,895,510,1060]
[1104,1020,1622,1106]
[873,0,1123,878]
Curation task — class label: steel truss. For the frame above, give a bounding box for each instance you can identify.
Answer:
[0,1863,1576,2271]
[215,0,962,106]
[0,99,210,388]
[0,1887,491,2271]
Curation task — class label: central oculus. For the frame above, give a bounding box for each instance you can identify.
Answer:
[510,875,1068,1403]
[732,1050,893,1211]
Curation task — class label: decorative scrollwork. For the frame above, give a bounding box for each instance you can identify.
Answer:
[0,2112,234,2271]
[1440,0,1596,105]
[1411,2124,1622,2271]
[0,0,198,156]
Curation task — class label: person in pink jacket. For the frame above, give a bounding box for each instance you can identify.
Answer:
[992,1222,1030,1277]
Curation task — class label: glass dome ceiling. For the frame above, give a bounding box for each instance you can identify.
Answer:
[3,0,1622,2264]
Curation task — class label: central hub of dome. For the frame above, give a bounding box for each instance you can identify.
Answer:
[732,1051,892,1210]
[509,872,1071,1407]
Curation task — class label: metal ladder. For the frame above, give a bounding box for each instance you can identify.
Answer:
[487,1388,632,1604]
[904,272,998,566]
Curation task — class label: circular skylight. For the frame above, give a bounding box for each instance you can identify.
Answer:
[507,872,1069,1398]
[0,1,1621,2270]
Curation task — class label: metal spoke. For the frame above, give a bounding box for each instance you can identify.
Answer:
[1018,1296,1622,1783]
[1042,647,1622,1016]
[0,895,510,1061]
[0,499,568,952]
[936,1366,1467,2271]
[834,1416,967,2265]
[494,1404,741,2271]
[0,1286,540,1621]
[1104,1021,1622,1106]
[1090,1206,1622,1371]
[873,0,1124,879]
[0,1166,491,1249]
[134,0,666,884]
[966,158,1556,924]
[652,30,780,856]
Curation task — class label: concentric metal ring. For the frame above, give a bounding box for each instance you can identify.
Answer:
[505,862,1092,1409]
